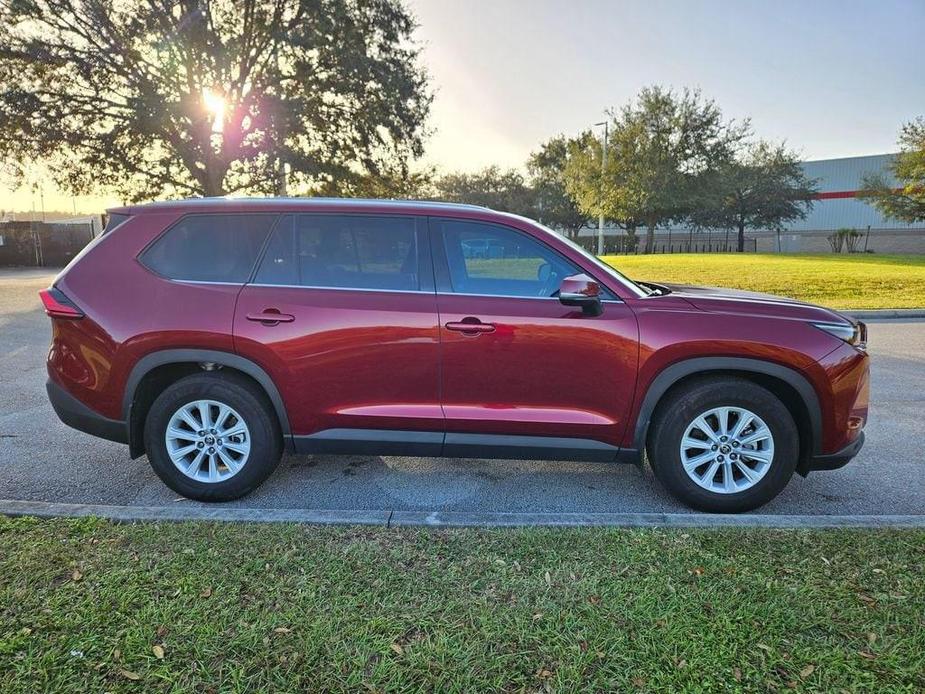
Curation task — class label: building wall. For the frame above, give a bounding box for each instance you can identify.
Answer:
[574,153,925,254]
[753,228,925,254]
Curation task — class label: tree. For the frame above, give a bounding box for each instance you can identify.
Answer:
[691,141,818,251]
[432,166,536,217]
[564,86,748,253]
[314,165,436,199]
[527,136,589,239]
[0,0,431,201]
[859,117,925,223]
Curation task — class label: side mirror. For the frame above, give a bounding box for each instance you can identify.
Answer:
[558,273,603,316]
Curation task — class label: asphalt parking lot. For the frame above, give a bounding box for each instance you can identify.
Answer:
[1,268,923,517]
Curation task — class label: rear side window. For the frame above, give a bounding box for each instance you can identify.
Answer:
[254,214,424,291]
[103,213,131,234]
[140,214,277,283]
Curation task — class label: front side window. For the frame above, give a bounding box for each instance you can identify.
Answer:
[438,220,581,298]
[139,214,277,283]
[254,214,423,291]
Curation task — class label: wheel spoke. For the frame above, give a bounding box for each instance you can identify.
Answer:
[197,401,212,430]
[214,405,232,431]
[185,449,206,476]
[734,460,760,483]
[683,450,715,470]
[716,407,731,436]
[223,440,248,454]
[221,426,248,439]
[698,460,721,486]
[208,454,218,481]
[167,426,197,442]
[739,427,771,446]
[681,436,711,451]
[730,413,753,440]
[693,416,720,443]
[169,443,198,459]
[217,448,240,473]
[723,460,735,492]
[740,447,772,463]
[178,408,201,431]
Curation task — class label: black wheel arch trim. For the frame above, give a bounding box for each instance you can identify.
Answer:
[632,356,823,457]
[123,349,292,455]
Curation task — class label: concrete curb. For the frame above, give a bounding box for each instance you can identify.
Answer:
[2,499,924,529]
[847,309,925,319]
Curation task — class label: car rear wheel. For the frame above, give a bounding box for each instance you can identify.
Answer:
[144,372,282,501]
[647,377,798,513]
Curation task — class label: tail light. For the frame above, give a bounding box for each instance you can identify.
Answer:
[39,287,84,319]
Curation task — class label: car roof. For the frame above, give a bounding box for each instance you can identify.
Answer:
[109,197,491,216]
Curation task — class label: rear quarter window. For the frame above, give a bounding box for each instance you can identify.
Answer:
[139,214,277,283]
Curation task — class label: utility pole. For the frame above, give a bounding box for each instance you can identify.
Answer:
[594,120,608,255]
[275,44,287,197]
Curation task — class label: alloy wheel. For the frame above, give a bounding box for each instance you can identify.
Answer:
[679,406,774,494]
[165,399,251,483]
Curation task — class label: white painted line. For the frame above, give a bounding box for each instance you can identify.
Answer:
[1,499,923,528]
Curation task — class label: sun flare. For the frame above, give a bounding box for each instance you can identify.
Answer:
[202,88,225,133]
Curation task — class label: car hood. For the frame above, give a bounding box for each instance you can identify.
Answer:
[651,282,855,324]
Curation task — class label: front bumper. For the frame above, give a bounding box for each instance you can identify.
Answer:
[804,431,865,473]
[46,379,128,444]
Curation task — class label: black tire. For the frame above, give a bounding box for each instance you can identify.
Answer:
[144,371,282,502]
[647,377,798,513]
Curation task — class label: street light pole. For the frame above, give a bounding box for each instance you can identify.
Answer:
[594,120,608,255]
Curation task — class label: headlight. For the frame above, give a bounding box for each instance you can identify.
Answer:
[813,321,867,351]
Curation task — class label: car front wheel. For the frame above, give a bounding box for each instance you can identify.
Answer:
[647,377,799,513]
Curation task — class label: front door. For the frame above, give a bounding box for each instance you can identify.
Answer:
[234,213,443,453]
[431,218,639,458]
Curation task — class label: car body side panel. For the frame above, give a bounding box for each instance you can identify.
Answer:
[48,211,241,421]
[436,295,639,448]
[625,295,869,455]
[233,285,442,436]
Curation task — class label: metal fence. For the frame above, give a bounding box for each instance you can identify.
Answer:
[573,235,758,255]
[0,221,95,267]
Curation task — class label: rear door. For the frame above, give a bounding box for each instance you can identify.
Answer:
[234,213,443,453]
[431,217,639,456]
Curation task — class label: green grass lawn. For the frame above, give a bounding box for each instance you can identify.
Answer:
[1,517,923,692]
[600,254,925,310]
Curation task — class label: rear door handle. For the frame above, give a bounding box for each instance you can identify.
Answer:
[246,309,295,325]
[445,319,495,335]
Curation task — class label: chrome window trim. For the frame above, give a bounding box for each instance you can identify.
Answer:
[175,279,624,303]
[437,291,623,304]
[247,282,432,295]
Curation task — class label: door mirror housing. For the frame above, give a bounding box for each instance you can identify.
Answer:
[558,274,603,316]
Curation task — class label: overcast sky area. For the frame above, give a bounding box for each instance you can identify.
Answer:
[3,0,922,214]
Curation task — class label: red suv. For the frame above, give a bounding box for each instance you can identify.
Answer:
[41,199,869,512]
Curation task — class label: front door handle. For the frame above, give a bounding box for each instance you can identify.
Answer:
[445,319,495,335]
[246,309,295,325]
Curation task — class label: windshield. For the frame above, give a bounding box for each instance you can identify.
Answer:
[548,227,650,298]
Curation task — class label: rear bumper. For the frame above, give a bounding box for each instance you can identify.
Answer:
[46,379,128,444]
[804,431,864,473]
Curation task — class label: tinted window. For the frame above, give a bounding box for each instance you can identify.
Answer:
[254,214,422,291]
[103,213,130,234]
[140,214,277,283]
[438,220,579,298]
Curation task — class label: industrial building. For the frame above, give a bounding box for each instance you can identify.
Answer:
[578,153,925,254]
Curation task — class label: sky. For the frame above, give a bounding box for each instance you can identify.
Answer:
[2,0,922,214]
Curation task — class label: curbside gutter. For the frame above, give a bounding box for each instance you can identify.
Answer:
[847,309,925,319]
[1,499,924,529]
